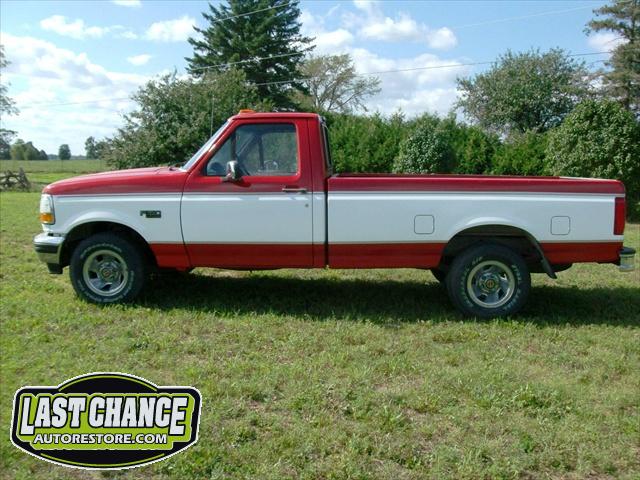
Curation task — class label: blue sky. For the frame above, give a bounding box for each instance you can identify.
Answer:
[0,0,616,154]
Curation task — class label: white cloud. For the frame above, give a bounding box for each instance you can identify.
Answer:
[349,47,469,116]
[353,0,378,17]
[1,33,150,153]
[301,10,353,54]
[350,0,457,50]
[300,6,464,116]
[360,13,423,42]
[40,15,140,41]
[40,15,110,40]
[426,28,457,50]
[112,25,138,40]
[314,29,354,52]
[112,0,141,7]
[587,32,626,53]
[127,54,152,66]
[145,15,195,42]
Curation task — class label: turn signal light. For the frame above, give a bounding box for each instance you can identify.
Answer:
[238,109,255,114]
[40,212,54,224]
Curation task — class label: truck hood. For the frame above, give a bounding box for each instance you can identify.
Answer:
[43,167,190,196]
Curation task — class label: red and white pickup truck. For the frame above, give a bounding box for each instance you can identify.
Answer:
[35,111,635,317]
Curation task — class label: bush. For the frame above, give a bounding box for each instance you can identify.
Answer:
[442,120,500,174]
[546,100,640,214]
[492,131,550,176]
[392,114,455,174]
[325,112,408,173]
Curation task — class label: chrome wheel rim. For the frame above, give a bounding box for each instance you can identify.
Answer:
[466,260,515,308]
[82,249,129,297]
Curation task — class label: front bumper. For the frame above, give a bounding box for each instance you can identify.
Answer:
[34,233,65,273]
[619,246,636,272]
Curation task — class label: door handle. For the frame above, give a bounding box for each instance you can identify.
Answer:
[282,187,308,193]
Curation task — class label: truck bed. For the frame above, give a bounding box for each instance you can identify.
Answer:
[326,174,624,268]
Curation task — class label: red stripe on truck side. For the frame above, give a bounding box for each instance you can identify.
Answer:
[541,242,622,264]
[186,243,314,269]
[150,243,191,269]
[328,243,447,269]
[150,241,623,270]
[328,175,626,195]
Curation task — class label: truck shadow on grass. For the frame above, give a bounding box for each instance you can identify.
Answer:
[138,272,640,326]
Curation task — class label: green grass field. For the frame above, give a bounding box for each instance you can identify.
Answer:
[0,159,109,187]
[0,185,639,479]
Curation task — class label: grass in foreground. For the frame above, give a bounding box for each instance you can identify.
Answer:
[0,191,639,480]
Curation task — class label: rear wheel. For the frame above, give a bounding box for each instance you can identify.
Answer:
[445,243,530,318]
[70,233,147,304]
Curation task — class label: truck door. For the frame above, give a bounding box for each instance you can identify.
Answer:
[181,119,314,268]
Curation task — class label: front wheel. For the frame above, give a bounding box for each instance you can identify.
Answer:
[430,268,447,283]
[445,244,530,318]
[70,233,147,304]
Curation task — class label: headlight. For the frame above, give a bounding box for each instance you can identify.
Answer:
[39,194,55,224]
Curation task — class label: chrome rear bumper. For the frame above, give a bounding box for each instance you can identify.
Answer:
[619,247,636,272]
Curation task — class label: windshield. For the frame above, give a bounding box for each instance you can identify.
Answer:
[181,121,229,170]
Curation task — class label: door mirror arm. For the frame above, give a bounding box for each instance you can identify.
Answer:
[223,160,242,182]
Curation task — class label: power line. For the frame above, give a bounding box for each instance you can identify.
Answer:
[190,5,599,73]
[16,51,612,109]
[206,0,291,24]
[189,51,303,72]
[19,97,133,108]
[253,51,613,87]
[451,5,595,29]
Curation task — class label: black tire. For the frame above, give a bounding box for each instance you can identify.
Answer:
[69,233,147,304]
[430,268,447,283]
[445,243,530,318]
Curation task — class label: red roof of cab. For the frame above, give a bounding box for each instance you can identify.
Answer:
[230,111,321,121]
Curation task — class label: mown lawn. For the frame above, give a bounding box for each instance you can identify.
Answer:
[0,191,638,480]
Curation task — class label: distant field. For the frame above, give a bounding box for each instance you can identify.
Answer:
[0,159,110,187]
[0,186,639,479]
[1,159,109,173]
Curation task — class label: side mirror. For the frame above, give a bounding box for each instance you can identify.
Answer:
[223,160,242,182]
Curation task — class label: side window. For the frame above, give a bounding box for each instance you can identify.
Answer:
[206,138,231,176]
[206,123,298,176]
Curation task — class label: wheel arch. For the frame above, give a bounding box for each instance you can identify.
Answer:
[60,221,157,269]
[440,223,556,278]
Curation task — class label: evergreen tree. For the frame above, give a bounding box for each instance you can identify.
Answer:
[586,0,640,114]
[186,0,312,109]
